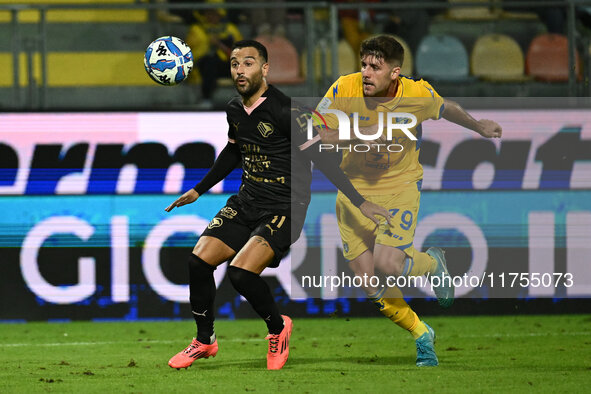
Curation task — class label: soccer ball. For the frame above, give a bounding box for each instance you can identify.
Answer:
[144,36,193,86]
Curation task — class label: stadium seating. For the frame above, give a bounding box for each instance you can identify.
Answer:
[0,0,147,23]
[301,36,413,81]
[446,0,501,20]
[254,35,304,84]
[525,33,581,82]
[0,1,155,88]
[415,34,470,81]
[301,39,358,81]
[0,51,151,87]
[337,39,358,76]
[0,2,581,109]
[392,35,413,77]
[471,33,527,81]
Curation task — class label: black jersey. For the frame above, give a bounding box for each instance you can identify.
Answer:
[226,85,312,214]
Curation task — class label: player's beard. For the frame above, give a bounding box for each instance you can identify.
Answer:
[234,71,264,100]
[363,81,386,97]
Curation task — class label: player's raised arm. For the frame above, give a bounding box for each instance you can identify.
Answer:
[165,140,241,212]
[441,99,502,139]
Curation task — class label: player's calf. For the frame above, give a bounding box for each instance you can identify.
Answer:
[373,245,406,276]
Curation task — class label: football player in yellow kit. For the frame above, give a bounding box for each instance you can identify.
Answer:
[317,34,502,366]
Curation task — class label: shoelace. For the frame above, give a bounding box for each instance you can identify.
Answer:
[183,341,200,354]
[416,341,426,352]
[266,334,279,354]
[416,337,433,354]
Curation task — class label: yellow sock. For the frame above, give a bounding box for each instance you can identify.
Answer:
[402,252,436,277]
[368,286,425,338]
[410,320,428,339]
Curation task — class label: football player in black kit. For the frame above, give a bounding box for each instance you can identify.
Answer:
[166,40,391,370]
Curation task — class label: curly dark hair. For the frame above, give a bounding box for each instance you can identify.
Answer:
[360,34,404,67]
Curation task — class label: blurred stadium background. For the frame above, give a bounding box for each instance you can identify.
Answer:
[0,1,590,390]
[1,0,590,110]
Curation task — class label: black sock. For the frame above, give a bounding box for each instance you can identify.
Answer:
[227,266,284,334]
[188,254,216,344]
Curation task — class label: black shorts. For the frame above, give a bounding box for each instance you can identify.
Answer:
[201,195,307,268]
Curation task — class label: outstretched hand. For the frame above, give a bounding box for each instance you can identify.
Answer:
[165,189,199,212]
[359,200,393,227]
[478,119,502,138]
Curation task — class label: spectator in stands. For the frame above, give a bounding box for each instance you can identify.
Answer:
[337,0,379,54]
[155,0,187,23]
[237,0,287,37]
[381,0,432,54]
[186,0,242,109]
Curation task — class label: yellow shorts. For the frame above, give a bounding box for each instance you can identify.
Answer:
[336,180,422,261]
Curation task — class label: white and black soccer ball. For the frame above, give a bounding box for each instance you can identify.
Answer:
[144,36,193,86]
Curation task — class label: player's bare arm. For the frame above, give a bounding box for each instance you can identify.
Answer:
[442,99,502,138]
[165,189,200,212]
[165,140,241,212]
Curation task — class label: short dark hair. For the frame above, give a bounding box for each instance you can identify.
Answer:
[360,34,404,67]
[231,40,268,62]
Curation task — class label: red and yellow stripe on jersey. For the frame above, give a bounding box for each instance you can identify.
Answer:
[320,72,444,195]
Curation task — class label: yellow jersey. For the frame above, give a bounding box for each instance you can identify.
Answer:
[320,72,444,195]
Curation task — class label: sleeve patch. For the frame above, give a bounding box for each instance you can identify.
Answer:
[318,97,332,112]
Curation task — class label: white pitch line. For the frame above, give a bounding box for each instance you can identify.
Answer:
[0,338,262,347]
[446,331,591,339]
[0,331,589,348]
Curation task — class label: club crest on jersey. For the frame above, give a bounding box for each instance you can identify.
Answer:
[220,206,237,219]
[257,122,274,138]
[207,217,223,229]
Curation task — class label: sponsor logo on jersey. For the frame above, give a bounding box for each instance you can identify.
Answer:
[220,206,237,219]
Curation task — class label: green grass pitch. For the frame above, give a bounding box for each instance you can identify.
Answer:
[1,315,590,393]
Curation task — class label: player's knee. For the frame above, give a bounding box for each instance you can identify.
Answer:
[188,254,215,305]
[188,253,215,272]
[374,254,405,276]
[227,265,255,293]
[192,239,213,261]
